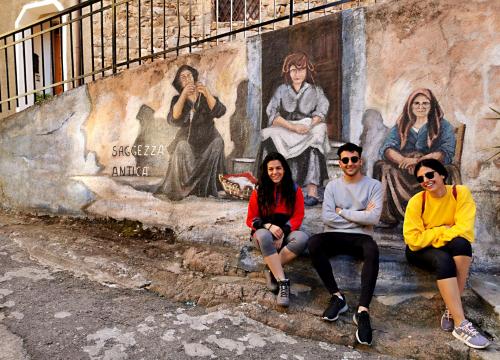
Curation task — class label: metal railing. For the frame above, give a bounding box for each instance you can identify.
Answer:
[0,0,363,114]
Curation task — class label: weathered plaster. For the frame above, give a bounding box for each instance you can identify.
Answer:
[341,7,367,144]
[0,86,97,213]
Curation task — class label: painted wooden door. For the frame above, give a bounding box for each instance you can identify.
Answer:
[261,14,342,140]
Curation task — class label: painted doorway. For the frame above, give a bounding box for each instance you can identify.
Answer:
[15,0,67,111]
[261,14,343,140]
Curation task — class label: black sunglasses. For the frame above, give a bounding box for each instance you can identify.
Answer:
[416,171,436,183]
[340,156,359,165]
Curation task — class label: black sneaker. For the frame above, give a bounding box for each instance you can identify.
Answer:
[353,311,372,345]
[322,294,348,321]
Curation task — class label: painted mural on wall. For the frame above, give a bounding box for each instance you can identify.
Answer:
[257,51,331,204]
[153,65,227,201]
[372,88,462,225]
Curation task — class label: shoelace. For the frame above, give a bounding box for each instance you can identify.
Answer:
[279,282,288,297]
[462,322,479,337]
[444,309,452,320]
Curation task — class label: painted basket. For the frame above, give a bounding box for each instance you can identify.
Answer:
[218,172,257,200]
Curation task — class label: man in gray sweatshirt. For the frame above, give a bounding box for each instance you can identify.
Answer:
[308,142,383,346]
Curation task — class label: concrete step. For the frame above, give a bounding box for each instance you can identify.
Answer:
[470,273,500,321]
[237,243,436,295]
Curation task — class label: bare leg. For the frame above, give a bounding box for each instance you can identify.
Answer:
[453,256,471,295]
[437,278,465,324]
[263,253,285,281]
[307,183,318,198]
[279,247,297,266]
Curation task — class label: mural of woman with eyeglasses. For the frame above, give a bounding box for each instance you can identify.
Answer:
[374,88,459,225]
[259,51,330,207]
[155,64,227,200]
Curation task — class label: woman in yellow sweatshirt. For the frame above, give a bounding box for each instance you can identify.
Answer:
[403,159,489,349]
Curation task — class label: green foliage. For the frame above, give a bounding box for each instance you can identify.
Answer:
[35,92,52,104]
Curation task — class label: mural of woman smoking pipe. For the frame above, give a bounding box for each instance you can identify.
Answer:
[258,51,330,207]
[373,88,461,226]
[155,64,227,201]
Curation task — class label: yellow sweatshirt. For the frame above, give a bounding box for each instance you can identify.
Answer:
[403,185,475,251]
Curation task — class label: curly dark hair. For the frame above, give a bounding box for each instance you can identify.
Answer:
[257,152,296,216]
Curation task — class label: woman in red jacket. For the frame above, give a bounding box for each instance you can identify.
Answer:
[246,152,308,307]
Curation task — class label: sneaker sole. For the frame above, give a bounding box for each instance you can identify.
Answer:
[321,303,348,322]
[440,325,454,332]
[452,331,490,349]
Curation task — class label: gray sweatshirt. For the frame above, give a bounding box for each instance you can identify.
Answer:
[322,175,383,237]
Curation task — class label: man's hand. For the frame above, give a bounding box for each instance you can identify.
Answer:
[366,201,376,212]
[335,207,342,215]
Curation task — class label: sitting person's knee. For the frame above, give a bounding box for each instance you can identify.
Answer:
[363,238,379,260]
[447,237,472,257]
[434,253,457,280]
[253,229,275,257]
[287,231,309,255]
[307,234,323,254]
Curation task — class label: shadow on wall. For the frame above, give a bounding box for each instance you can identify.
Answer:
[227,79,251,168]
[359,109,389,178]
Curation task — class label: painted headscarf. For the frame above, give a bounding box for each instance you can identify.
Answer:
[172,64,199,93]
[396,88,444,149]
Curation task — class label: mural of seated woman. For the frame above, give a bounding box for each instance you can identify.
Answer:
[259,51,330,206]
[155,65,227,201]
[374,88,460,225]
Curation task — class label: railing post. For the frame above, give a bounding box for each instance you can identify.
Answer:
[289,0,293,25]
[111,0,117,74]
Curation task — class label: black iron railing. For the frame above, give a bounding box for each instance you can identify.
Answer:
[0,0,362,114]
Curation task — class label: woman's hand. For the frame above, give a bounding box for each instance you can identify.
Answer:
[399,156,419,170]
[311,115,322,127]
[180,83,197,99]
[195,83,210,98]
[292,124,310,134]
[195,82,216,110]
[266,224,284,240]
[273,236,284,250]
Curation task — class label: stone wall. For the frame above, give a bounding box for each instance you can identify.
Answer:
[94,0,378,69]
